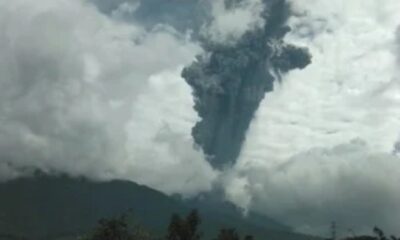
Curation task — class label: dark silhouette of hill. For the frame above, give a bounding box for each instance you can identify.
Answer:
[0,175,318,240]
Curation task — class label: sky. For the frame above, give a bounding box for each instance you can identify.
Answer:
[1,0,400,236]
[0,0,217,196]
[227,0,400,235]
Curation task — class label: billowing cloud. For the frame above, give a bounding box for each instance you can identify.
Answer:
[224,0,400,235]
[226,140,400,235]
[202,0,265,44]
[0,0,217,196]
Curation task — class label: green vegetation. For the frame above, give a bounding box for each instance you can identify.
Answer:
[82,212,400,240]
[166,210,201,240]
[342,227,400,240]
[80,215,152,240]
[83,210,255,240]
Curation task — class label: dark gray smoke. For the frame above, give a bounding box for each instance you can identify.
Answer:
[182,0,311,168]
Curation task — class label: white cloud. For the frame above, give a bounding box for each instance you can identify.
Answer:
[227,140,400,235]
[111,1,140,20]
[224,0,400,235]
[121,69,219,195]
[202,0,265,44]
[0,0,217,196]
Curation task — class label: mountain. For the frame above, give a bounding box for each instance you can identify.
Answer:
[0,175,318,240]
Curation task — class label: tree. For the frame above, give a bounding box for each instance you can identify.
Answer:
[166,214,183,240]
[373,227,400,240]
[83,214,153,240]
[88,216,133,240]
[185,210,201,240]
[344,227,399,240]
[166,210,201,240]
[215,228,240,240]
[374,227,388,240]
[243,235,254,240]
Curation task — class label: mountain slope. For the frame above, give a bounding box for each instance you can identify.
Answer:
[0,175,317,240]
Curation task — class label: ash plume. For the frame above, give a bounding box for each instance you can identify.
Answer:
[182,0,311,168]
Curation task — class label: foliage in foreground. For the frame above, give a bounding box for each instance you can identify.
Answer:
[80,215,152,240]
[82,210,400,240]
[343,227,400,240]
[82,210,254,240]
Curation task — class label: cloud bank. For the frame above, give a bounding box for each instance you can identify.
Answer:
[0,0,217,196]
[225,0,400,235]
[202,0,265,44]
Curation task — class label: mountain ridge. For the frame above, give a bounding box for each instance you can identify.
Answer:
[0,174,319,240]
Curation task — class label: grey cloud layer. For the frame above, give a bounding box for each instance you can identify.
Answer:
[227,140,400,235]
[0,0,217,196]
[226,0,400,235]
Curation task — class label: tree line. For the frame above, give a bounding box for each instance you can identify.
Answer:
[81,210,253,240]
[82,210,399,240]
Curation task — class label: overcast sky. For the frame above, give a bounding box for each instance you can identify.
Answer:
[1,0,400,236]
